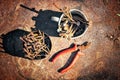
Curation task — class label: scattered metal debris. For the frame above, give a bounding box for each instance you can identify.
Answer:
[106,26,120,41]
[106,33,120,41]
[20,30,50,59]
[117,14,120,16]
[106,27,120,48]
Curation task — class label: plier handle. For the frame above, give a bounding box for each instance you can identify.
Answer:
[50,42,91,73]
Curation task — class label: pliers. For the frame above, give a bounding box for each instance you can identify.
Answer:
[50,42,91,73]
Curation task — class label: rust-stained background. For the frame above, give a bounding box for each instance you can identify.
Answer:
[0,0,120,80]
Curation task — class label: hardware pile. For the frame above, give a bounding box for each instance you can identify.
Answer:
[20,30,50,59]
[57,7,77,40]
[53,3,89,40]
[54,3,77,40]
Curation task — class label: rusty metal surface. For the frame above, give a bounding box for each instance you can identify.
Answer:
[0,0,120,80]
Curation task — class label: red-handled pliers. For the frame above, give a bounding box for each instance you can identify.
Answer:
[50,42,91,73]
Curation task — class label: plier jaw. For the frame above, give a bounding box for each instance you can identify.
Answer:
[50,42,91,73]
[77,41,91,50]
